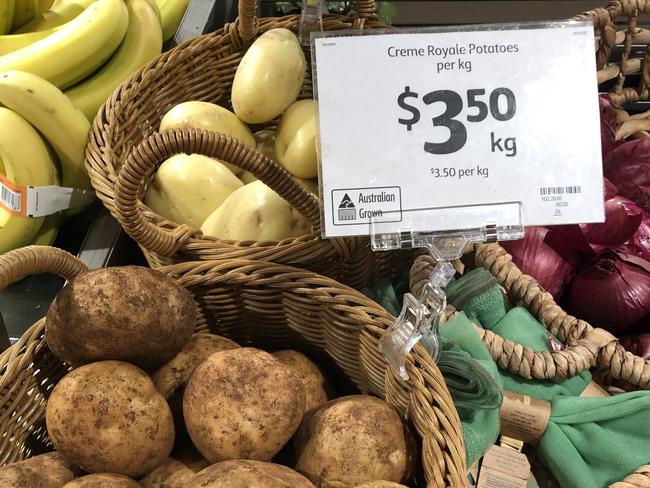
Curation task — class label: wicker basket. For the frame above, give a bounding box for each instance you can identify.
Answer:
[0,245,466,487]
[84,0,407,290]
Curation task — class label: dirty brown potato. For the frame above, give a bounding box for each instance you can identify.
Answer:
[140,458,194,488]
[293,395,418,487]
[153,334,240,441]
[272,350,334,412]
[46,361,175,479]
[152,334,240,398]
[0,452,77,487]
[179,460,315,488]
[354,483,409,488]
[62,473,142,487]
[46,266,196,370]
[170,444,211,473]
[183,348,306,463]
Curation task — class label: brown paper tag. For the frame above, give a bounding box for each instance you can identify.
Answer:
[580,380,609,397]
[482,445,531,480]
[477,466,528,488]
[499,391,551,444]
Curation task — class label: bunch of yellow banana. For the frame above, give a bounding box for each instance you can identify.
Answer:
[0,0,194,121]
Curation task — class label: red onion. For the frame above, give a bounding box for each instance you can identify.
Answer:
[600,97,621,159]
[566,253,650,334]
[502,226,575,300]
[604,137,650,210]
[605,177,618,200]
[619,211,650,261]
[547,196,643,259]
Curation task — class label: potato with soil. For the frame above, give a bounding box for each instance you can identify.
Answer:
[183,347,306,463]
[272,350,334,412]
[152,333,240,398]
[46,361,175,478]
[45,266,195,370]
[62,473,141,487]
[140,459,194,488]
[180,460,315,488]
[293,395,418,487]
[170,444,210,473]
[0,452,77,487]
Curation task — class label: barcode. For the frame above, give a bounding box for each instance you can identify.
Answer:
[1,185,21,212]
[539,186,581,196]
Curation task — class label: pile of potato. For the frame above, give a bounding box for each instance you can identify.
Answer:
[0,263,418,487]
[145,28,320,243]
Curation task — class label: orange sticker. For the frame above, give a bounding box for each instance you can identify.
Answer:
[0,173,27,217]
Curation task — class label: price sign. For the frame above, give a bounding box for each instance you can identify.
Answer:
[312,22,604,238]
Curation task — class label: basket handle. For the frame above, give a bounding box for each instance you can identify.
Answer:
[0,245,88,292]
[611,464,650,487]
[237,0,257,42]
[114,128,324,257]
[474,243,650,390]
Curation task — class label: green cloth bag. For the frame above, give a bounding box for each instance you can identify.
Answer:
[440,312,503,468]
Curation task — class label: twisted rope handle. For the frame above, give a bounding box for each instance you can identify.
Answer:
[410,246,650,389]
[611,465,650,487]
[114,128,340,257]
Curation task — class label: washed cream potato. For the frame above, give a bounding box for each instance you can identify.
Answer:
[239,171,257,184]
[46,361,175,478]
[232,28,306,124]
[200,180,311,242]
[159,101,255,174]
[144,153,243,228]
[183,348,306,463]
[275,99,318,179]
[255,129,278,160]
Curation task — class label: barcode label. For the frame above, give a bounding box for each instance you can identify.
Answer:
[1,184,21,212]
[539,186,581,196]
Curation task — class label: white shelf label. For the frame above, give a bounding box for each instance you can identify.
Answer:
[313,21,604,238]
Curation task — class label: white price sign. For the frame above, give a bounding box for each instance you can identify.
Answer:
[312,22,604,238]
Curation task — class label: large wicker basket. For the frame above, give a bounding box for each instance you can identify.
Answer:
[84,0,407,290]
[0,245,466,487]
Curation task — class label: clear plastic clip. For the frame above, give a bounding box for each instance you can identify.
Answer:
[299,0,323,46]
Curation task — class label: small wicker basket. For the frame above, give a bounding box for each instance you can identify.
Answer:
[85,0,407,290]
[0,245,466,487]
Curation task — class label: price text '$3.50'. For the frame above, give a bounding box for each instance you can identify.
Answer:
[397,87,518,156]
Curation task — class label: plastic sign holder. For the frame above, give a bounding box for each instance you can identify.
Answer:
[370,203,524,380]
[299,0,323,46]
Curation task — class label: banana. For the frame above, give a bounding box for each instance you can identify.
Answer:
[65,0,162,121]
[0,0,129,89]
[0,71,91,190]
[0,1,16,34]
[36,0,56,15]
[15,0,93,33]
[0,107,57,254]
[158,0,189,42]
[0,27,57,56]
[32,212,61,245]
[12,0,38,31]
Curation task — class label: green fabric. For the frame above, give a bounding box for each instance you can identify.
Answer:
[440,312,503,468]
[445,269,650,487]
[363,277,503,468]
[541,392,650,487]
[444,268,508,329]
[491,307,592,401]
